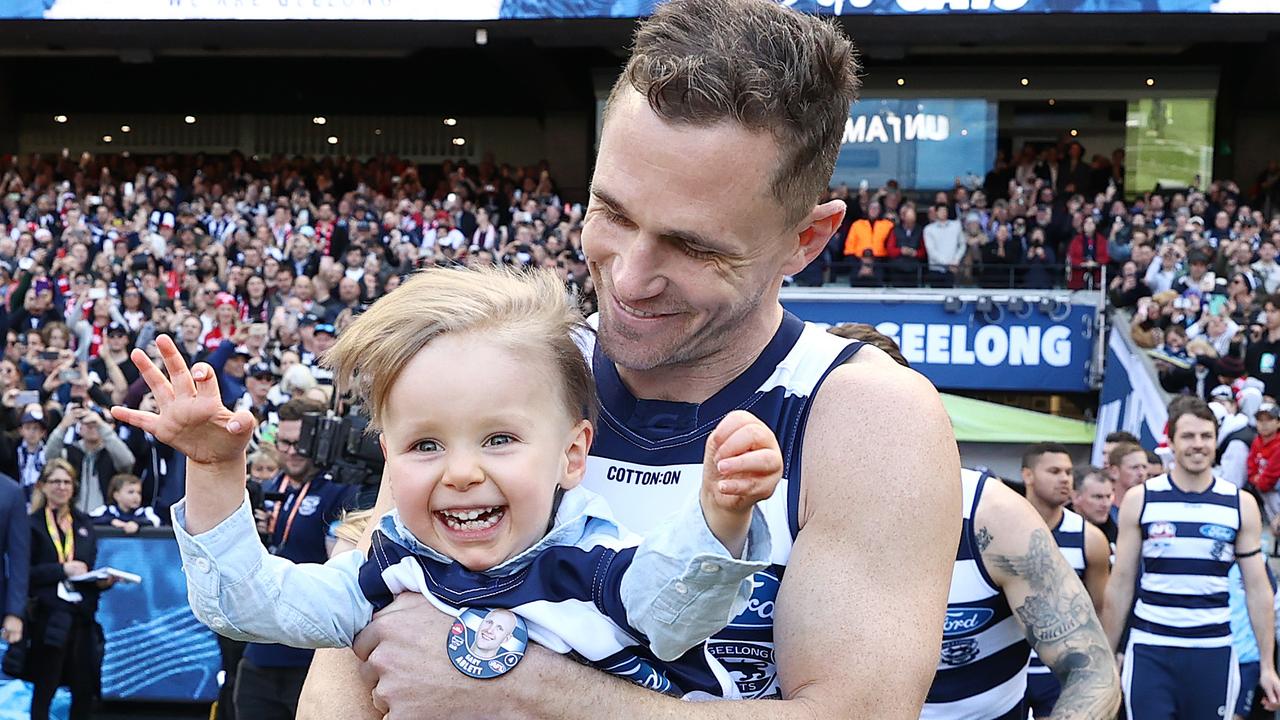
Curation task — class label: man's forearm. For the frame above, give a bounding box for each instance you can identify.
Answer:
[1101,584,1133,651]
[509,644,827,720]
[1248,589,1277,673]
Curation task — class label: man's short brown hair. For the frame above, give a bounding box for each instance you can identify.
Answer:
[1108,442,1145,469]
[607,0,860,226]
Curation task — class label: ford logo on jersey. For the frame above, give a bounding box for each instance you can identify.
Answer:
[943,608,994,637]
[727,568,780,630]
[1199,524,1236,542]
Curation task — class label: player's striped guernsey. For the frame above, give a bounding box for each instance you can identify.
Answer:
[1131,473,1239,649]
[581,312,863,699]
[922,469,1030,720]
[1027,508,1088,677]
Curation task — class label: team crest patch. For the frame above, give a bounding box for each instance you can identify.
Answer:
[709,567,783,698]
[446,607,528,679]
[706,641,777,698]
[297,496,321,517]
[1148,521,1177,539]
[940,638,980,666]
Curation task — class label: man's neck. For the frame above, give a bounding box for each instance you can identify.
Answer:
[615,301,784,404]
[1029,494,1065,529]
[1170,465,1214,492]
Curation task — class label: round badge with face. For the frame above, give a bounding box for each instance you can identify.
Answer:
[446,607,528,679]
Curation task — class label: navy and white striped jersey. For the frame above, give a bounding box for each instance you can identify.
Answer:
[580,311,863,699]
[1132,473,1240,649]
[923,469,1030,720]
[1027,508,1087,677]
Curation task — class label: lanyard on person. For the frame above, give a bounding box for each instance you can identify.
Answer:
[44,507,74,563]
[269,475,311,550]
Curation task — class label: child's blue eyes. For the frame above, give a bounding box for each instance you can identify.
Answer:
[411,435,516,453]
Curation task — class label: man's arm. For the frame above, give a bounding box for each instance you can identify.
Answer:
[978,481,1120,719]
[304,348,962,720]
[3,482,28,619]
[1236,491,1280,707]
[1081,522,1110,617]
[1102,486,1145,652]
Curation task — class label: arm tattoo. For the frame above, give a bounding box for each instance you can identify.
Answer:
[976,526,993,552]
[989,529,1120,720]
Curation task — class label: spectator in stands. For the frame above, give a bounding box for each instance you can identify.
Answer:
[924,203,964,287]
[1022,226,1058,289]
[1109,261,1152,309]
[1172,252,1213,297]
[980,222,1020,287]
[1245,294,1280,400]
[88,473,161,533]
[1251,238,1280,295]
[1209,385,1253,489]
[844,201,893,285]
[14,405,48,499]
[889,204,924,286]
[1144,243,1183,294]
[1067,216,1109,290]
[26,459,118,720]
[208,337,251,410]
[1247,402,1280,525]
[45,402,135,515]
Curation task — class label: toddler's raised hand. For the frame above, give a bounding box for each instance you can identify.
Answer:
[110,334,256,468]
[700,410,783,557]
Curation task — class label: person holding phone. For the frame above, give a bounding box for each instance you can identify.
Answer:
[45,400,134,515]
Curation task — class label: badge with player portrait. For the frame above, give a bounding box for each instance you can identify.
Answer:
[446,607,528,679]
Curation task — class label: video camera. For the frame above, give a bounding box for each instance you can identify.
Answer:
[295,409,383,486]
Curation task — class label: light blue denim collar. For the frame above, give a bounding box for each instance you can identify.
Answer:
[380,486,617,577]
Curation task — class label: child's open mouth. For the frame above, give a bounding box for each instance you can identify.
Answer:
[436,505,507,534]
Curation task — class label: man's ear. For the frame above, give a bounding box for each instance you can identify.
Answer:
[782,200,846,276]
[561,420,594,491]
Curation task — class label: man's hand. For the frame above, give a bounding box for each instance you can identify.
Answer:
[1261,667,1280,710]
[63,560,89,577]
[352,594,482,719]
[110,334,255,467]
[1,615,21,644]
[700,410,782,557]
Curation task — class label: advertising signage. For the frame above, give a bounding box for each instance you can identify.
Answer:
[831,98,996,191]
[780,293,1099,392]
[4,0,1274,20]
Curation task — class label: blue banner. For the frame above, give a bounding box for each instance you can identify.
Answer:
[6,0,1270,20]
[0,531,219,713]
[95,532,222,702]
[832,98,997,191]
[781,295,1098,391]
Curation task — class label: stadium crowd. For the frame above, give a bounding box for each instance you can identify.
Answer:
[812,143,1280,292]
